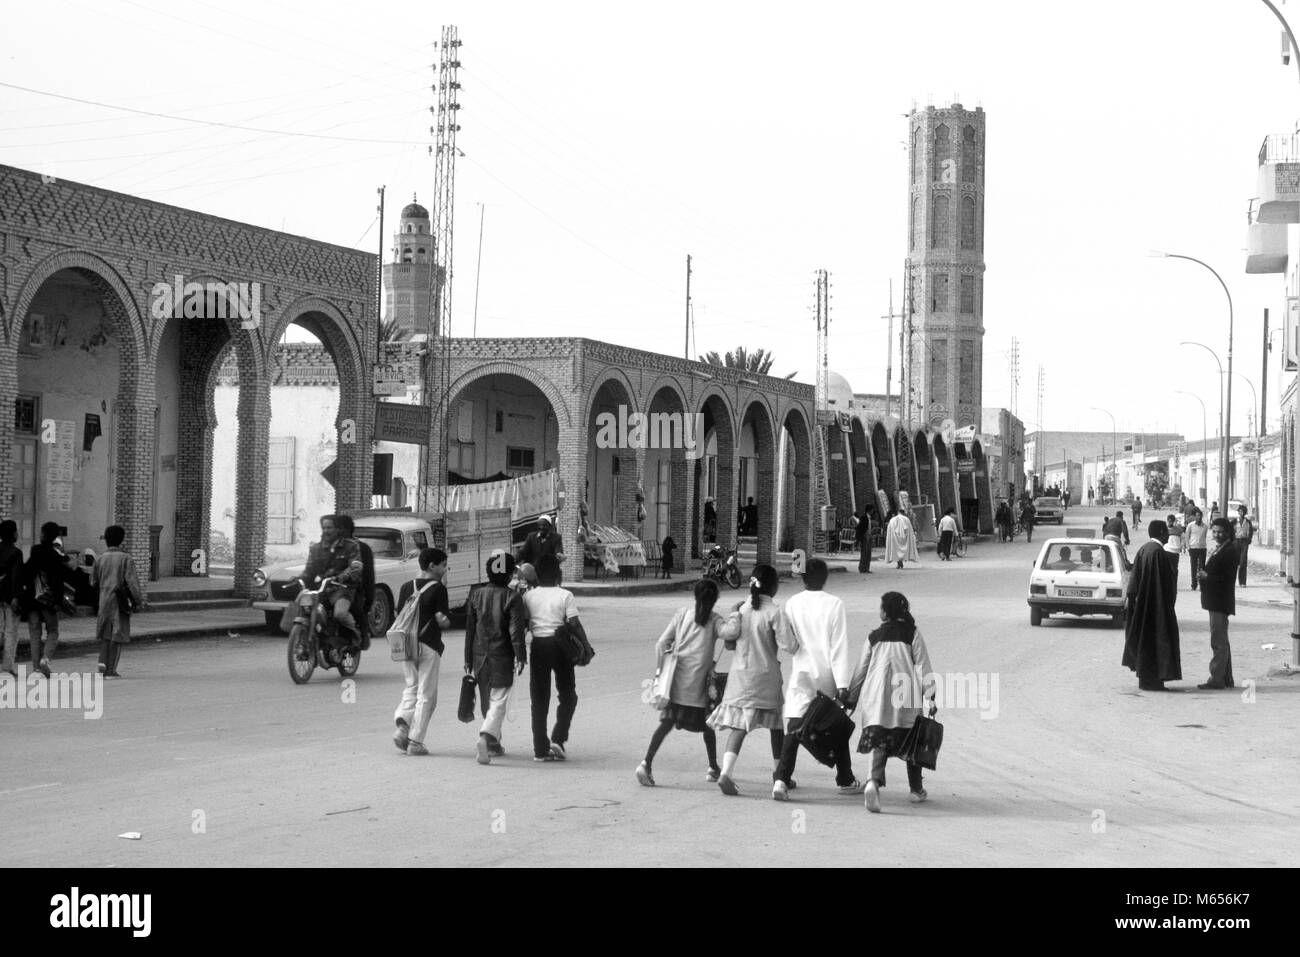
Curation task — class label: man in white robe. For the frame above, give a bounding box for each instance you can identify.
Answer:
[771,559,859,800]
[885,510,920,569]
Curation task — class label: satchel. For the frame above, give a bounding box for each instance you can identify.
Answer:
[648,651,677,710]
[457,673,479,723]
[387,579,436,662]
[795,692,857,768]
[898,713,944,771]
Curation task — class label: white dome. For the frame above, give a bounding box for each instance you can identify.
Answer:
[826,371,854,410]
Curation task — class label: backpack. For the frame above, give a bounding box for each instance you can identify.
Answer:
[387,579,437,662]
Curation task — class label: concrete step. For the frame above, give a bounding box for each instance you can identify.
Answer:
[144,587,238,602]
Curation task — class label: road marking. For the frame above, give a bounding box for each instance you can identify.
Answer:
[0,782,62,796]
[324,805,371,816]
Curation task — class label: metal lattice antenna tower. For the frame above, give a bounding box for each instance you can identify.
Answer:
[1009,336,1020,417]
[1036,364,1045,475]
[421,25,462,513]
[814,269,830,410]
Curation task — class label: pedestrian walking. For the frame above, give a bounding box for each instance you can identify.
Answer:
[1210,501,1221,523]
[1020,498,1037,544]
[392,548,451,756]
[92,526,144,678]
[1197,519,1238,690]
[847,591,936,812]
[1185,509,1208,591]
[1233,504,1254,587]
[772,559,860,800]
[936,508,958,561]
[1163,514,1185,575]
[1122,521,1181,692]
[1103,511,1131,569]
[464,552,528,764]
[708,564,798,796]
[0,520,23,678]
[1088,486,1095,506]
[1132,499,1143,527]
[854,509,873,573]
[1061,488,1070,510]
[994,501,1011,542]
[524,554,592,762]
[21,521,75,679]
[885,509,919,569]
[636,579,724,786]
[519,515,565,574]
[660,535,676,578]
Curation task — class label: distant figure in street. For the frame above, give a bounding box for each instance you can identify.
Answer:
[1122,521,1180,692]
[1103,510,1131,569]
[637,579,724,787]
[1197,519,1238,690]
[936,508,959,561]
[1061,488,1070,511]
[703,497,717,542]
[520,515,565,571]
[848,591,936,812]
[1163,514,1185,574]
[1185,508,1208,591]
[1087,486,1095,506]
[1210,501,1221,523]
[0,520,23,679]
[885,509,919,569]
[1131,499,1143,527]
[994,501,1012,542]
[854,509,873,573]
[93,525,144,679]
[742,497,759,536]
[1020,499,1037,543]
[1183,498,1199,524]
[660,536,676,579]
[1234,505,1254,587]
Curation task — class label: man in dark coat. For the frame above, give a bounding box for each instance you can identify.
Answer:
[519,515,564,567]
[1122,520,1181,692]
[854,509,873,573]
[1196,519,1238,690]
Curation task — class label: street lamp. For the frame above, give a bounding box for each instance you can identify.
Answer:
[1175,390,1208,504]
[1155,251,1234,515]
[1179,340,1225,509]
[1090,406,1117,505]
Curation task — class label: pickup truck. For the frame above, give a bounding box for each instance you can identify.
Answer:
[251,507,513,634]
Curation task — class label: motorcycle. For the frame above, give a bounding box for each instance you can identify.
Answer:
[700,543,742,590]
[286,577,362,684]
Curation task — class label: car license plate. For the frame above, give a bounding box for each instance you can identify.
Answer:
[1057,587,1093,598]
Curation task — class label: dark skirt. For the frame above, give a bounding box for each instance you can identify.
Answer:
[660,702,711,733]
[857,724,911,755]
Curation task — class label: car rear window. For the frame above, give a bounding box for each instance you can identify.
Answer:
[355,527,403,558]
[1034,498,1060,508]
[1039,544,1113,573]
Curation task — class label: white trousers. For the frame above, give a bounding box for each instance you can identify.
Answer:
[480,685,510,743]
[394,646,441,745]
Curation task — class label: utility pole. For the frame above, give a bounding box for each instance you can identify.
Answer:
[1036,364,1045,487]
[1009,336,1020,418]
[471,202,485,337]
[1261,308,1270,435]
[883,280,903,418]
[684,254,692,360]
[902,262,914,429]
[375,185,385,366]
[815,269,830,411]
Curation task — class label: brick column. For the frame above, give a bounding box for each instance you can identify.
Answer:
[671,449,692,572]
[556,422,587,585]
[114,368,157,590]
[173,324,226,576]
[754,425,777,566]
[616,448,642,532]
[233,374,271,598]
[0,341,16,519]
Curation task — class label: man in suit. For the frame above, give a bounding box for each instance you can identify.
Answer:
[1196,518,1238,690]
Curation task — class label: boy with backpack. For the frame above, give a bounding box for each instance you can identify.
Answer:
[392,548,451,756]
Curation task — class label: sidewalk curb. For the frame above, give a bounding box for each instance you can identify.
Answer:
[15,621,276,657]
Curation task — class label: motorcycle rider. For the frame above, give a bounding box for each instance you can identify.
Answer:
[337,514,375,650]
[304,514,364,649]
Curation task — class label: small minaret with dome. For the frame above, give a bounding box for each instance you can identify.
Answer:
[381,195,435,337]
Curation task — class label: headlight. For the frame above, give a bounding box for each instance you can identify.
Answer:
[297,591,316,608]
[252,570,267,587]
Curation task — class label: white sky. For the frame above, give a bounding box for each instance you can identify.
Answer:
[3,0,1298,440]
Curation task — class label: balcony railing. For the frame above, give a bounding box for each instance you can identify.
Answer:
[1259,133,1300,166]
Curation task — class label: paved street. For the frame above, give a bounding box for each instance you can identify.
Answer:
[3,507,1297,867]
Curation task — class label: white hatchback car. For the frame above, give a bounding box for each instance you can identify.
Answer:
[1027,538,1128,628]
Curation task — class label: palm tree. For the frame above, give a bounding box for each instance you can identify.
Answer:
[698,346,797,379]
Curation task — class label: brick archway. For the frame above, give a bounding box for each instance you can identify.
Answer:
[740,398,777,564]
[695,389,737,560]
[781,407,814,557]
[2,253,152,574]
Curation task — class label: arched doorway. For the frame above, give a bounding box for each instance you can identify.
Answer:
[933,434,958,517]
[914,430,939,507]
[780,408,814,555]
[871,421,896,511]
[644,383,691,569]
[693,392,736,560]
[850,417,880,523]
[587,377,639,529]
[739,400,777,565]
